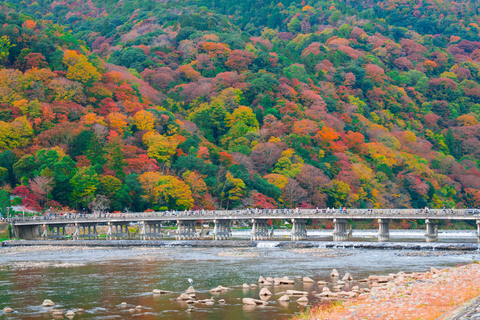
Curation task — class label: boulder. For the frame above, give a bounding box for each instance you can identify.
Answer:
[3,307,13,313]
[242,283,250,288]
[259,288,272,296]
[218,299,226,304]
[52,310,64,317]
[303,277,315,283]
[178,293,193,300]
[278,295,290,302]
[342,273,353,281]
[205,301,214,306]
[153,289,171,294]
[285,290,308,296]
[128,309,135,313]
[209,285,231,293]
[317,281,327,286]
[258,276,266,283]
[297,296,309,303]
[431,267,440,274]
[316,292,338,298]
[280,279,294,285]
[242,298,266,306]
[76,308,85,313]
[338,291,357,298]
[186,286,196,294]
[331,269,340,277]
[322,287,331,292]
[42,299,55,307]
[250,284,258,287]
[266,277,274,282]
[120,302,127,306]
[263,281,272,286]
[135,305,143,309]
[186,306,196,312]
[283,276,290,280]
[65,310,75,317]
[337,280,346,285]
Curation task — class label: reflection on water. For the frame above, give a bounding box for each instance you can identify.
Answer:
[1,244,480,319]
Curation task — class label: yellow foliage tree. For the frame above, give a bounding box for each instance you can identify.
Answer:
[139,172,193,210]
[264,173,288,189]
[133,110,156,132]
[106,112,128,135]
[0,116,33,151]
[63,50,101,84]
[143,132,181,165]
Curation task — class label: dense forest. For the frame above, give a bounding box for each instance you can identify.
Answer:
[1,0,480,213]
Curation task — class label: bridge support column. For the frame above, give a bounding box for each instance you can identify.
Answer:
[291,218,307,241]
[425,219,438,242]
[140,221,163,240]
[213,219,231,240]
[107,222,130,239]
[79,223,98,240]
[333,219,348,241]
[378,219,390,242]
[251,219,268,240]
[176,220,196,240]
[477,220,480,240]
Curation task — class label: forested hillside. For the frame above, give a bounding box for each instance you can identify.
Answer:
[2,0,480,212]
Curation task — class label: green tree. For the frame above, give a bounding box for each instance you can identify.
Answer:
[70,166,100,210]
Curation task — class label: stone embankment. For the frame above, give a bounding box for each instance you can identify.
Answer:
[2,239,479,251]
[292,263,480,320]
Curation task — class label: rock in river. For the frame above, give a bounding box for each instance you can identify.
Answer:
[259,288,272,296]
[3,307,13,313]
[42,299,55,307]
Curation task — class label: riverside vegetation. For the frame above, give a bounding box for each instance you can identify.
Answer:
[3,1,480,220]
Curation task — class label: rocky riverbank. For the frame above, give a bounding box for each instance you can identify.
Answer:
[2,239,480,250]
[292,263,480,320]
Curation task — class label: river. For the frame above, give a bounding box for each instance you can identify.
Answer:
[0,232,479,319]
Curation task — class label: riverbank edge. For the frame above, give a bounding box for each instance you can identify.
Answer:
[1,239,479,250]
[436,294,480,319]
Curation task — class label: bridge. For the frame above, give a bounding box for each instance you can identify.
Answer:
[8,208,480,242]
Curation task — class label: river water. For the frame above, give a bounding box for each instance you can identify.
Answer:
[1,232,480,319]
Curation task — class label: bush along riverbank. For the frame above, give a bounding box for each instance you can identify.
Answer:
[292,262,480,320]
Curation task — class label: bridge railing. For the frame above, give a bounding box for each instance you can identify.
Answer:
[7,208,480,224]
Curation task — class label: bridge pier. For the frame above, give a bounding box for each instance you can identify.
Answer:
[42,224,67,239]
[425,219,438,242]
[176,220,196,240]
[378,219,390,242]
[213,219,231,240]
[140,221,163,240]
[107,222,130,240]
[333,219,348,241]
[291,218,307,241]
[251,219,269,240]
[74,223,98,240]
[477,220,480,240]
